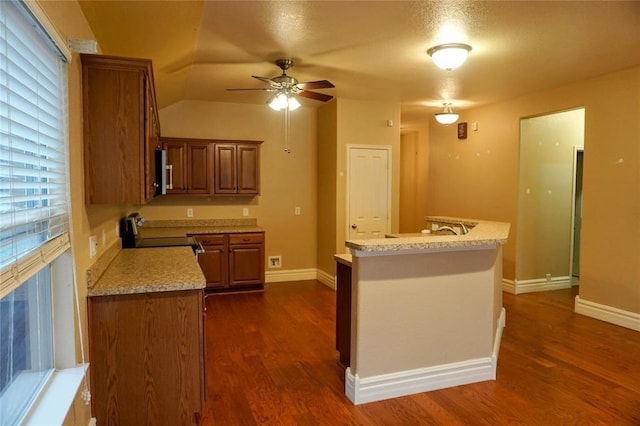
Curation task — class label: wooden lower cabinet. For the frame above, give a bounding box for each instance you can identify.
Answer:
[88,289,205,425]
[193,232,265,292]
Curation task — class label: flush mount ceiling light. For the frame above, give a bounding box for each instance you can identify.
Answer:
[427,43,472,71]
[434,103,459,125]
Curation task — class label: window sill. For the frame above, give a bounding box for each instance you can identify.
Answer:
[22,364,89,425]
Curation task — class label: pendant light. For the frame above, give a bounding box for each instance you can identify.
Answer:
[427,43,472,71]
[434,103,459,125]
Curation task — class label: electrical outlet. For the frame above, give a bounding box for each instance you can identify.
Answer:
[268,256,282,269]
[546,273,552,282]
[294,206,301,215]
[186,208,193,218]
[243,208,249,217]
[89,235,97,259]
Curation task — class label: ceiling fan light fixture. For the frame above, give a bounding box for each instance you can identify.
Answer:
[434,103,459,125]
[427,43,472,71]
[269,93,301,111]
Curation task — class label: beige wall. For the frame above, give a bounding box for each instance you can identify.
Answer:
[141,100,318,271]
[38,1,127,424]
[400,118,431,232]
[317,101,338,275]
[427,66,640,315]
[316,98,401,278]
[518,108,584,281]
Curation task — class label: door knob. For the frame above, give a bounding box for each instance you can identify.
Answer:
[351,224,357,229]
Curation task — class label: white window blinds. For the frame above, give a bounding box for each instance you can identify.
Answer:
[0,0,70,297]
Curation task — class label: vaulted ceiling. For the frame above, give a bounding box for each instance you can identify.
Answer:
[78,1,640,121]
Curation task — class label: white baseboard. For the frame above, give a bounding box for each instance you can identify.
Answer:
[575,296,640,332]
[316,269,335,289]
[345,308,506,405]
[503,276,571,295]
[265,268,317,283]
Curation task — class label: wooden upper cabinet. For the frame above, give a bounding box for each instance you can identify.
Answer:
[81,54,160,204]
[162,137,211,195]
[213,142,261,195]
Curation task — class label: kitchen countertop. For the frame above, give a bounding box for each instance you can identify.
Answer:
[345,217,510,255]
[137,218,263,239]
[88,246,205,297]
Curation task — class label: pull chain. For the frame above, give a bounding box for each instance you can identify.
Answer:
[284,106,291,153]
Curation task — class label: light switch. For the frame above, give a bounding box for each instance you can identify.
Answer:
[295,207,301,215]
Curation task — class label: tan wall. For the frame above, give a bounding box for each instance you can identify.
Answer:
[316,101,338,275]
[427,66,640,315]
[38,1,128,424]
[316,98,401,278]
[400,118,431,232]
[518,108,584,281]
[141,100,318,271]
[335,98,401,252]
[352,247,499,377]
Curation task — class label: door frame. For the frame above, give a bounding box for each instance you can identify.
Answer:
[569,145,584,284]
[346,144,392,240]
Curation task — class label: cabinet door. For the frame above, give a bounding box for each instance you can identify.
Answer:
[197,246,228,289]
[165,142,187,194]
[213,144,237,194]
[236,144,260,194]
[194,235,227,288]
[81,54,157,205]
[188,143,211,194]
[229,245,264,287]
[88,290,203,424]
[228,233,264,287]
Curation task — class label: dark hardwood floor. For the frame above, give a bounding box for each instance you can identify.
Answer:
[201,282,640,425]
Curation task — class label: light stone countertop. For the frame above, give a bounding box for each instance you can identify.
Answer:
[88,246,205,297]
[334,253,353,266]
[345,217,510,255]
[137,218,263,239]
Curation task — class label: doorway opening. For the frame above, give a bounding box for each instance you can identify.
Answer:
[570,147,584,285]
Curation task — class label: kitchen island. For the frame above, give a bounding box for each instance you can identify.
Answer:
[87,246,206,425]
[342,217,509,405]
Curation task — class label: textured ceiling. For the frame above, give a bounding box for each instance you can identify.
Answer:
[78,1,640,121]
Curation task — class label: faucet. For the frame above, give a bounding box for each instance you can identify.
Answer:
[458,222,470,235]
[435,225,459,235]
[435,222,470,235]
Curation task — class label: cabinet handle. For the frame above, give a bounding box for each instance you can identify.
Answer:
[202,240,210,244]
[166,164,173,190]
[242,238,250,242]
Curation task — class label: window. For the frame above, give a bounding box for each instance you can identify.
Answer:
[0,0,71,423]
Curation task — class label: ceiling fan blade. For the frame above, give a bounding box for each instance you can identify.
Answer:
[226,87,274,92]
[252,75,281,88]
[298,90,334,102]
[296,80,335,90]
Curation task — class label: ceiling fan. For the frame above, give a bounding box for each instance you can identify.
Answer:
[226,58,335,108]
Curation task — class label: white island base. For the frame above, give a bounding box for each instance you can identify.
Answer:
[344,218,509,405]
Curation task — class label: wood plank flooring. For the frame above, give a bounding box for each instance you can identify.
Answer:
[201,282,640,425]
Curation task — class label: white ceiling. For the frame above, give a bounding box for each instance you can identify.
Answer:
[78,1,640,121]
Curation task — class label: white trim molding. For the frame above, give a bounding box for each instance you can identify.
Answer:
[316,269,335,289]
[575,296,640,332]
[265,268,336,289]
[503,276,571,295]
[345,308,506,405]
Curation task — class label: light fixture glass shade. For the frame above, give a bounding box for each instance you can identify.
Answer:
[269,93,301,111]
[434,103,459,125]
[427,43,472,71]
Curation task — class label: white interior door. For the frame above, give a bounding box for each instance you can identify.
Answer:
[348,146,390,239]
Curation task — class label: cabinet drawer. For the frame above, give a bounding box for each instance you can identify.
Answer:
[228,233,264,245]
[193,234,226,246]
